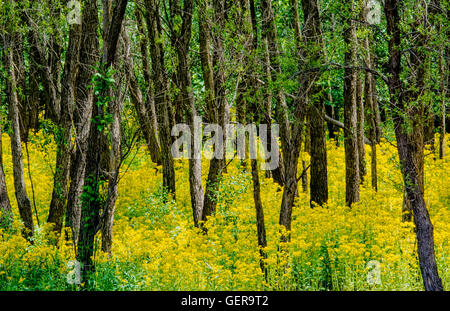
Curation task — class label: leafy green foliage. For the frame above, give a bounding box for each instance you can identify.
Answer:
[90,64,116,132]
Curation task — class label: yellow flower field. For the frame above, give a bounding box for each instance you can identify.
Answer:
[0,132,449,290]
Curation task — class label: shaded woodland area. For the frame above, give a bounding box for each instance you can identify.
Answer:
[0,0,448,291]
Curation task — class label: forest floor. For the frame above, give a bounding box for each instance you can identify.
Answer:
[0,132,449,290]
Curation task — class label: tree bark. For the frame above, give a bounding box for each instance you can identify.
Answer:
[199,0,227,222]
[135,9,162,165]
[0,117,12,228]
[25,30,41,138]
[343,5,360,207]
[76,0,101,279]
[401,1,431,222]
[261,37,286,185]
[78,0,128,269]
[100,17,128,254]
[260,0,286,188]
[362,15,378,191]
[438,35,446,159]
[384,0,443,291]
[145,0,176,198]
[67,0,103,242]
[357,75,366,183]
[47,23,82,236]
[101,70,121,255]
[170,0,204,227]
[276,0,307,237]
[251,158,267,275]
[4,35,34,239]
[238,0,268,275]
[301,0,328,207]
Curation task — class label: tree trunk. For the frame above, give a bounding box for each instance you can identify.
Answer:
[211,0,228,167]
[301,0,328,207]
[101,78,121,255]
[100,20,128,254]
[4,35,34,239]
[238,0,268,274]
[260,0,286,187]
[384,0,443,291]
[199,0,227,221]
[47,23,82,236]
[396,125,443,290]
[76,0,101,280]
[279,149,300,235]
[67,0,103,242]
[0,117,12,228]
[251,158,267,275]
[363,21,378,191]
[135,10,162,165]
[26,30,42,137]
[402,106,424,222]
[170,0,204,227]
[401,2,431,222]
[357,75,366,183]
[343,7,360,207]
[438,39,446,159]
[145,0,176,198]
[325,102,336,140]
[324,14,337,143]
[78,0,127,280]
[77,109,102,280]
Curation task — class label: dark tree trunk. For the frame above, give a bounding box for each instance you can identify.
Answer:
[251,158,267,275]
[438,35,446,159]
[343,9,360,207]
[172,0,204,227]
[357,76,366,183]
[67,0,103,242]
[76,0,101,280]
[78,0,128,279]
[279,149,301,235]
[135,10,162,165]
[325,103,336,140]
[363,22,378,191]
[211,0,228,169]
[100,15,128,254]
[238,0,267,275]
[396,126,443,291]
[260,0,287,188]
[384,0,443,291]
[310,99,329,205]
[100,77,121,255]
[25,26,61,126]
[4,35,34,240]
[199,0,227,222]
[47,23,82,236]
[0,117,12,227]
[301,0,328,207]
[400,1,433,222]
[26,30,41,137]
[276,0,307,237]
[145,0,176,198]
[261,37,285,185]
